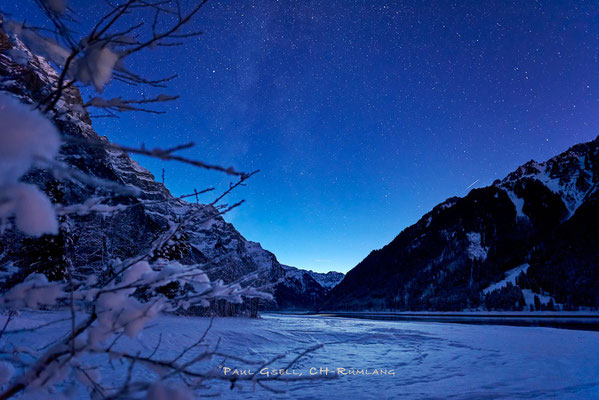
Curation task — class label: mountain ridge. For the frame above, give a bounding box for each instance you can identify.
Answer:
[324,135,599,311]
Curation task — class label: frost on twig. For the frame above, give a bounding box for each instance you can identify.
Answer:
[54,197,127,217]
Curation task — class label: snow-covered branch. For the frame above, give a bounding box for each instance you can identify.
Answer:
[62,135,251,177]
[84,94,180,115]
[3,0,209,114]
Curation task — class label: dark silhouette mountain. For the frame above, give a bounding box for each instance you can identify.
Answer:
[324,137,599,311]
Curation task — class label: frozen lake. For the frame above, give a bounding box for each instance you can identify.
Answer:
[2,311,599,399]
[311,311,599,331]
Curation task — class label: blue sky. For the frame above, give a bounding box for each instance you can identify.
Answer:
[8,0,599,272]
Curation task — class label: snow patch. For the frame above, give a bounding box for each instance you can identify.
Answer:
[199,217,217,230]
[497,152,596,219]
[4,20,70,69]
[424,215,432,228]
[466,232,488,261]
[483,264,529,294]
[503,189,527,219]
[438,198,457,211]
[481,265,561,309]
[521,289,559,309]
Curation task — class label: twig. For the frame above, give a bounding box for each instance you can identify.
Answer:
[62,135,248,177]
[0,311,14,341]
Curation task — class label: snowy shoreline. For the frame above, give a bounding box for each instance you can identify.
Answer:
[284,311,599,331]
[307,310,599,316]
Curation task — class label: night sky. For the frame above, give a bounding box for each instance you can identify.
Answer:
[7,1,599,273]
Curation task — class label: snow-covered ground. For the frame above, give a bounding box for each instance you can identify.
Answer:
[2,311,599,399]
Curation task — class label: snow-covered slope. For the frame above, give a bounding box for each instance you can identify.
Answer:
[482,264,530,295]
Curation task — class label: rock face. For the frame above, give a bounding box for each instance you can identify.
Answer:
[324,138,599,311]
[0,28,328,310]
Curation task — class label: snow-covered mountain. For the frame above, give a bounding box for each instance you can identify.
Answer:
[325,137,599,311]
[274,265,344,309]
[496,141,596,219]
[282,265,344,288]
[0,27,327,311]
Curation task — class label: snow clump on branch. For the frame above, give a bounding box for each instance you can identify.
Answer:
[0,92,61,236]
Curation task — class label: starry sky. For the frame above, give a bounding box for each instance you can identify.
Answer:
[8,1,599,273]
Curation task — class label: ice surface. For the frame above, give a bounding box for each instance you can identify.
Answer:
[2,311,598,399]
